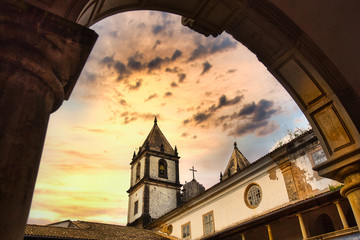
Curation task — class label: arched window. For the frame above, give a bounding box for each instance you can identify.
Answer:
[158,159,167,179]
[314,214,335,235]
[136,163,141,181]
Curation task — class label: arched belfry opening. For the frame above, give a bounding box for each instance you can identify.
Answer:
[0,0,360,239]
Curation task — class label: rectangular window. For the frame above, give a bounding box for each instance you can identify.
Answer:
[203,211,214,236]
[312,149,327,165]
[181,222,191,240]
[134,200,138,215]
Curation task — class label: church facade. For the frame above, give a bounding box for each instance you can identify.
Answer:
[129,120,359,240]
[23,119,359,239]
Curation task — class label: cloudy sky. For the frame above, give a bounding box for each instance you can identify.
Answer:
[28,11,309,225]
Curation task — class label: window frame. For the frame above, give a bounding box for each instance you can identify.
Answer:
[308,146,326,180]
[134,200,138,215]
[135,162,141,181]
[244,183,262,209]
[181,221,191,240]
[202,210,215,236]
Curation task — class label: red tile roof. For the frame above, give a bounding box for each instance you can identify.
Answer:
[25,220,176,240]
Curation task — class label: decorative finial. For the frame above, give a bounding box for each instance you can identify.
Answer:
[132,151,136,160]
[234,142,237,149]
[174,145,178,156]
[154,116,158,125]
[220,172,223,181]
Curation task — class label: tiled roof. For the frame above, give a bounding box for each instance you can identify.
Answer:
[223,142,250,178]
[25,221,176,240]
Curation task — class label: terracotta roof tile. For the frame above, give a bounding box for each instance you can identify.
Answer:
[25,221,175,240]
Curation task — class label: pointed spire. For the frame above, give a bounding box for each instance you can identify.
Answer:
[220,172,223,181]
[154,116,158,125]
[174,145,178,156]
[140,118,175,155]
[132,151,136,160]
[223,142,250,180]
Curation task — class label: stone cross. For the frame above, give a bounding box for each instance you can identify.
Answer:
[189,166,197,180]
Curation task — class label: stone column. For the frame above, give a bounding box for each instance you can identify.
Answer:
[334,201,349,229]
[340,170,360,228]
[296,213,308,239]
[0,2,97,240]
[266,224,273,240]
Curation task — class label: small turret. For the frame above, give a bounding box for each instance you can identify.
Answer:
[222,142,250,180]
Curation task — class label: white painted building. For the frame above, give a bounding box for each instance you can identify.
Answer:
[128,120,359,239]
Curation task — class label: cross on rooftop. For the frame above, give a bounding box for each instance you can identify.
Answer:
[189,166,197,180]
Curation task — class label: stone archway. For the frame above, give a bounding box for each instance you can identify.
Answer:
[1,0,360,239]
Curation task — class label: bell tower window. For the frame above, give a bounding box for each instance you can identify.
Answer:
[158,159,168,179]
[135,163,141,181]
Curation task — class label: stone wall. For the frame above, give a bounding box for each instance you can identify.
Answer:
[149,186,177,219]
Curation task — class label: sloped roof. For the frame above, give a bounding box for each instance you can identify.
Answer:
[141,118,174,155]
[25,220,175,240]
[223,142,250,179]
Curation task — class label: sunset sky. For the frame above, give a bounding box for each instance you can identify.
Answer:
[28,11,309,225]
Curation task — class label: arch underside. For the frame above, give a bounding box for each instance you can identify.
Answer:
[24,0,360,181]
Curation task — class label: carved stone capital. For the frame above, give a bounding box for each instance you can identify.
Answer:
[0,1,97,111]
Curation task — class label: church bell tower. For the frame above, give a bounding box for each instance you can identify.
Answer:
[127,117,181,227]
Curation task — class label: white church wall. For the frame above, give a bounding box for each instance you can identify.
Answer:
[149,156,176,183]
[165,163,289,239]
[291,148,340,198]
[131,156,145,186]
[128,185,144,224]
[149,185,177,219]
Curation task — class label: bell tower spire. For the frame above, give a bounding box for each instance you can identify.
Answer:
[154,116,157,125]
[127,119,181,227]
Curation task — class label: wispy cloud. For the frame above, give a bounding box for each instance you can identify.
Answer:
[153,40,161,50]
[72,126,105,134]
[201,61,212,75]
[128,79,143,90]
[145,93,158,102]
[225,99,280,137]
[164,92,173,97]
[100,49,183,80]
[178,73,186,83]
[184,95,243,125]
[118,112,160,124]
[188,37,237,61]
